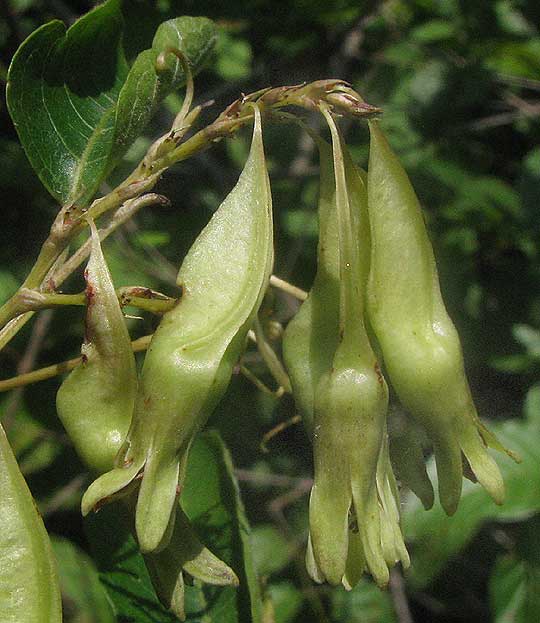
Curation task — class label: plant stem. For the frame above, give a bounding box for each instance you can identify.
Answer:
[238,365,278,397]
[269,275,308,301]
[253,316,292,393]
[0,194,169,352]
[1,310,54,433]
[0,80,378,351]
[53,193,169,286]
[321,104,371,356]
[18,287,177,315]
[0,334,153,392]
[260,415,302,452]
[0,314,36,353]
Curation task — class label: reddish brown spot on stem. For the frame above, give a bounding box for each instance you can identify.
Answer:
[62,204,78,226]
[85,282,95,304]
[129,287,156,299]
[374,361,383,386]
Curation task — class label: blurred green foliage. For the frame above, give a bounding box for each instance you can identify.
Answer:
[1,0,539,621]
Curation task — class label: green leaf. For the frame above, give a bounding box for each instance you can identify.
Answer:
[251,525,291,577]
[112,16,217,164]
[484,39,540,80]
[513,324,540,358]
[489,515,540,623]
[85,431,263,622]
[403,395,540,587]
[7,1,216,206]
[495,0,536,36]
[490,555,540,623]
[524,384,540,428]
[0,269,19,305]
[265,582,303,623]
[491,353,535,374]
[409,60,446,106]
[86,502,177,623]
[330,578,397,623]
[181,430,264,623]
[6,0,127,206]
[215,32,252,81]
[2,398,62,476]
[410,20,456,43]
[490,556,529,623]
[282,208,319,239]
[51,537,116,623]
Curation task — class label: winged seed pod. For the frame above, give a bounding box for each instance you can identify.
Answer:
[388,406,434,510]
[366,120,517,515]
[307,107,408,589]
[82,104,273,553]
[0,422,62,623]
[282,139,340,438]
[138,504,238,621]
[56,219,137,474]
[342,427,410,590]
[57,221,237,619]
[374,427,410,568]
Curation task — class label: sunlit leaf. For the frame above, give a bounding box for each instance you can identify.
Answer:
[6,1,216,205]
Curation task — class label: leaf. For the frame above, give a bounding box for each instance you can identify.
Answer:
[7,1,217,205]
[51,537,116,623]
[85,502,177,623]
[491,354,535,375]
[0,268,19,305]
[410,20,456,43]
[214,32,252,81]
[484,39,540,80]
[489,515,540,623]
[251,525,291,577]
[2,398,62,476]
[111,16,217,163]
[330,579,396,623]
[490,556,540,623]
[85,431,263,622]
[495,1,536,37]
[282,209,319,238]
[524,384,540,428]
[181,430,264,623]
[490,556,529,623]
[513,325,540,358]
[265,582,303,623]
[6,0,127,205]
[409,60,446,106]
[403,390,540,587]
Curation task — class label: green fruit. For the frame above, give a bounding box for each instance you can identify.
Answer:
[366,121,516,515]
[56,220,137,474]
[0,423,62,622]
[82,104,274,554]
